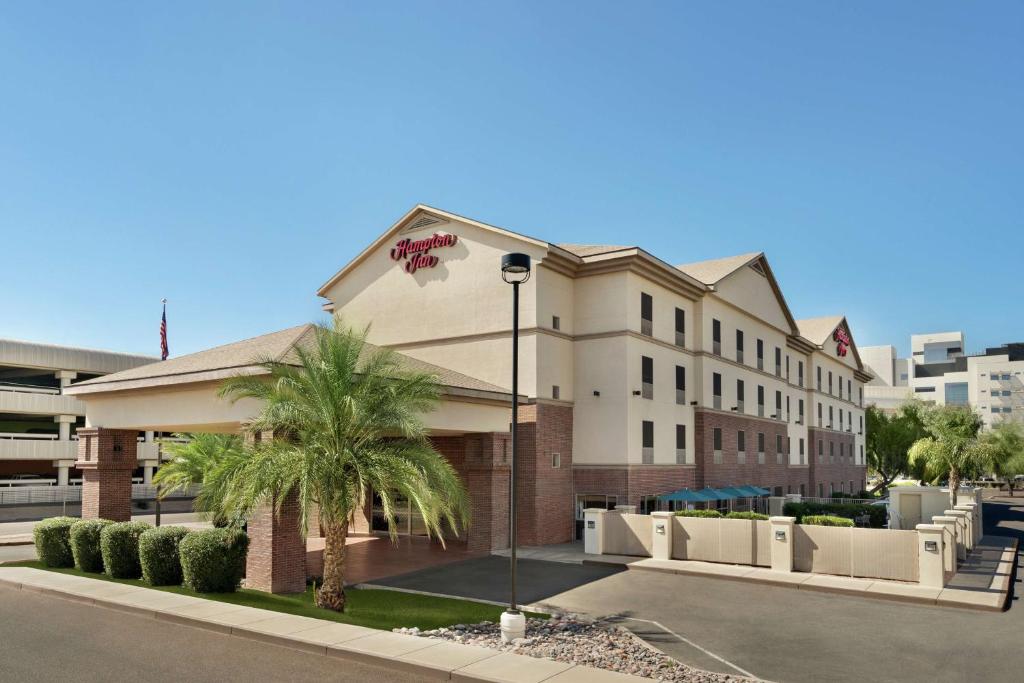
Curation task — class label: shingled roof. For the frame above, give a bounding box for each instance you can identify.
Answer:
[675,252,762,285]
[66,324,511,398]
[796,316,846,346]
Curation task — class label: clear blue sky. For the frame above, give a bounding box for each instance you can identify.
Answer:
[1,2,1020,359]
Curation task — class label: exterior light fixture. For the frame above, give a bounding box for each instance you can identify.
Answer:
[500,252,530,644]
[775,530,787,541]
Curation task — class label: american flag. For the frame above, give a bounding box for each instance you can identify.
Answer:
[160,300,169,360]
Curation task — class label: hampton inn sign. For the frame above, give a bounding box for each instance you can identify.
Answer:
[390,232,458,274]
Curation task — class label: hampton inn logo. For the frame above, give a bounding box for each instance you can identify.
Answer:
[390,232,458,274]
[833,328,851,357]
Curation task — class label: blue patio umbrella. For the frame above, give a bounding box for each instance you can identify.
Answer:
[657,488,715,503]
[699,487,737,500]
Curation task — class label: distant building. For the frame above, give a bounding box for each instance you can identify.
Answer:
[862,331,1024,428]
[0,338,159,484]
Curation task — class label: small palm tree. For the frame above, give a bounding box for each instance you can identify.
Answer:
[909,405,992,509]
[984,421,1024,496]
[217,318,470,611]
[152,432,247,527]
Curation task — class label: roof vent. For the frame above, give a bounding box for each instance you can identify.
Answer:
[749,258,767,276]
[405,214,444,232]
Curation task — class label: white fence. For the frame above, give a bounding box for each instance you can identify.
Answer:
[0,484,201,506]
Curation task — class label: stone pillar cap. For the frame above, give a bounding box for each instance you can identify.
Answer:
[916,523,945,532]
[769,516,796,524]
[650,511,675,517]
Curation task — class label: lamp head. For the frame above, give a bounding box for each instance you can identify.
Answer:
[501,253,532,284]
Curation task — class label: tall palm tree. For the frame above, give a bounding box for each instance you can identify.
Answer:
[152,432,247,527]
[217,318,470,611]
[909,405,992,509]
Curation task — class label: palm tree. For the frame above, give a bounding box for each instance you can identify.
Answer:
[216,318,470,611]
[984,421,1024,496]
[908,405,992,509]
[152,433,247,527]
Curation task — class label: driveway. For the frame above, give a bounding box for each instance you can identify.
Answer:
[373,498,1024,683]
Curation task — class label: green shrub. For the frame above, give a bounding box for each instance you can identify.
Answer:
[100,521,152,578]
[70,519,114,573]
[33,517,77,567]
[179,528,249,593]
[724,511,769,520]
[139,526,191,586]
[782,501,885,528]
[674,509,723,518]
[801,515,854,527]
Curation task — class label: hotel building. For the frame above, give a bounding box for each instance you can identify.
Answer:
[66,205,870,560]
[863,331,1024,428]
[0,338,158,484]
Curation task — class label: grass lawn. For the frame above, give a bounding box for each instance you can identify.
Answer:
[4,560,546,631]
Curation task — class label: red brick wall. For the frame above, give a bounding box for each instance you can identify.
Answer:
[807,427,867,495]
[515,403,574,546]
[246,489,307,593]
[434,433,511,552]
[694,409,792,494]
[76,428,136,522]
[572,465,697,507]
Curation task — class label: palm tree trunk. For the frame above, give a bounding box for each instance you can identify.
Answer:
[948,467,961,511]
[316,518,349,611]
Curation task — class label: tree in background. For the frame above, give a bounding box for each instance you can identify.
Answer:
[152,433,246,527]
[865,401,926,495]
[909,405,993,509]
[984,421,1024,496]
[217,318,469,612]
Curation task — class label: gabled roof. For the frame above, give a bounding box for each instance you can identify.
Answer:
[796,315,867,374]
[557,244,634,258]
[66,324,511,399]
[674,252,763,285]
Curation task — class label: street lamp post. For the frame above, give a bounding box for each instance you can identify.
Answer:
[500,252,531,644]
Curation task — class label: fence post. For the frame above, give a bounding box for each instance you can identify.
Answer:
[583,508,608,555]
[651,511,673,560]
[932,515,958,576]
[769,516,795,572]
[959,501,982,543]
[953,505,975,550]
[916,524,946,587]
[945,510,968,560]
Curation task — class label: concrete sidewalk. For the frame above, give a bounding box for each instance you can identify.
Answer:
[0,567,650,683]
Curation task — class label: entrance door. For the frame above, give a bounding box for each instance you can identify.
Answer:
[371,491,426,535]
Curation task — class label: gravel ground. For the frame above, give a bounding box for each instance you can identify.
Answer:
[394,613,756,682]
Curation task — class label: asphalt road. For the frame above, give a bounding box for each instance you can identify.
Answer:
[377,497,1024,683]
[0,586,433,683]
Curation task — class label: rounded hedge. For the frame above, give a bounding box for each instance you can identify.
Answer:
[724,511,769,520]
[70,519,115,573]
[801,515,854,527]
[33,517,78,568]
[179,528,249,593]
[100,521,152,578]
[674,509,723,518]
[139,526,191,586]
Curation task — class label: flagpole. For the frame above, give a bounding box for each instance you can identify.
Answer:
[155,298,166,528]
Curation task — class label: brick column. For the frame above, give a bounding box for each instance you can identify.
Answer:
[516,403,574,547]
[246,489,307,593]
[75,428,136,522]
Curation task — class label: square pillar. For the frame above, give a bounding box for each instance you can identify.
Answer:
[945,510,969,560]
[650,511,674,560]
[75,428,136,522]
[583,508,608,555]
[932,516,958,577]
[960,501,982,543]
[769,516,795,572]
[953,505,975,550]
[916,524,946,587]
[52,460,74,487]
[246,489,307,593]
[55,415,76,441]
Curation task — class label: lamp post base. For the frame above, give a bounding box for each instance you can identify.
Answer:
[500,610,526,643]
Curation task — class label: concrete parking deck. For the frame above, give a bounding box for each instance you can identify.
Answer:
[0,566,651,683]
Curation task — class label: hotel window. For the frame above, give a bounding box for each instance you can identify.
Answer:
[786,355,790,381]
[786,395,791,422]
[847,379,851,399]
[828,405,834,429]
[676,424,687,464]
[799,438,805,465]
[757,432,765,464]
[800,483,806,497]
[798,399,804,424]
[837,377,842,399]
[552,315,561,331]
[849,480,855,495]
[736,329,744,363]
[712,319,721,356]
[736,379,745,412]
[818,483,825,498]
[776,434,784,464]
[675,365,686,405]
[858,387,862,407]
[828,371,833,395]
[757,339,764,370]
[640,292,653,336]
[860,444,864,465]
[642,420,654,464]
[712,372,722,410]
[829,441,835,464]
[737,430,746,464]
[775,347,782,377]
[798,360,804,387]
[775,391,782,420]
[817,366,822,391]
[839,410,844,432]
[713,427,723,464]
[551,452,561,468]
[817,402,823,426]
[641,356,654,399]
[757,385,765,417]
[818,439,824,464]
[552,385,560,400]
[675,308,685,347]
